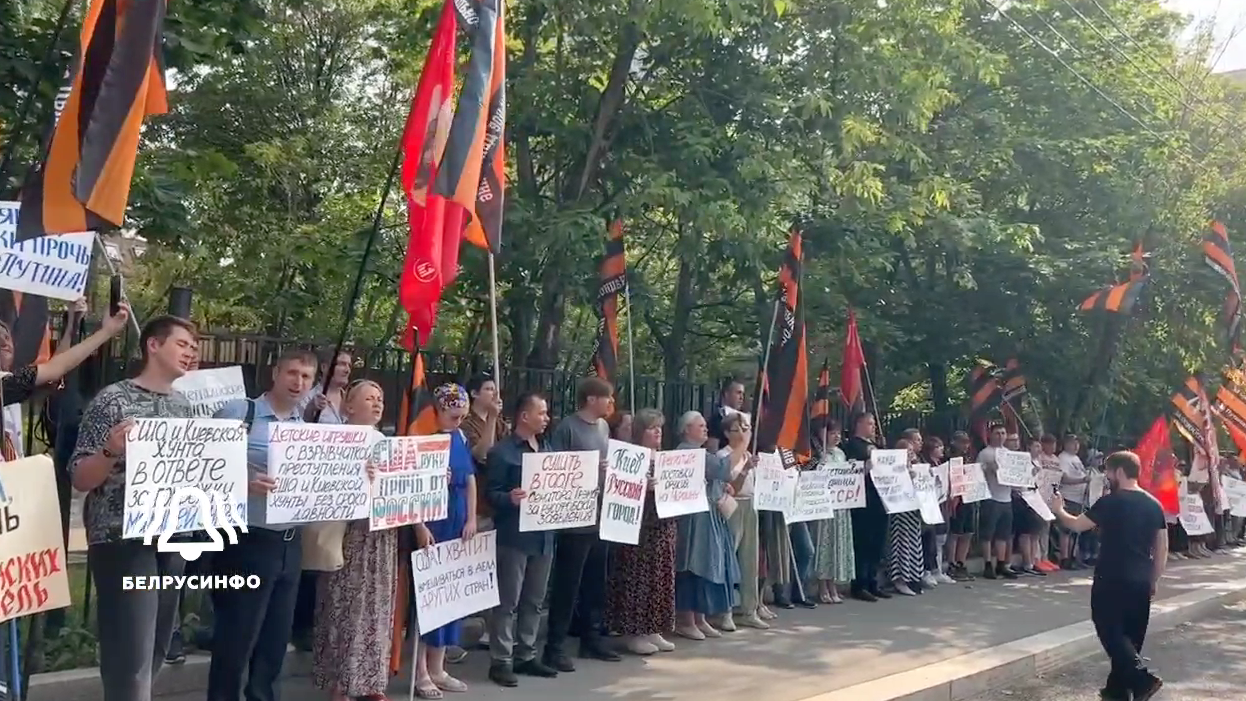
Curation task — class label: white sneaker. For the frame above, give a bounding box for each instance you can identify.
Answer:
[696,619,722,638]
[715,614,736,632]
[624,636,658,655]
[736,613,770,630]
[921,572,939,588]
[937,572,956,585]
[675,624,705,641]
[758,604,778,620]
[895,582,917,596]
[648,634,675,652]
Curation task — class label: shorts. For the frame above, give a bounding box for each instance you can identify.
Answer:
[949,501,978,535]
[1061,501,1084,533]
[1012,495,1044,535]
[979,499,1013,542]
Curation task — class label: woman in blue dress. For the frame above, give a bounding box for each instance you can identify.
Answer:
[414,384,478,699]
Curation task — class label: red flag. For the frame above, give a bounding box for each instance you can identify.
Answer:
[1135,416,1179,515]
[840,310,865,411]
[397,1,463,349]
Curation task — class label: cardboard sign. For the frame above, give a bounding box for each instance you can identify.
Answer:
[520,450,600,531]
[411,532,499,633]
[266,423,377,523]
[0,456,71,623]
[369,435,451,531]
[755,451,797,513]
[654,449,709,519]
[0,201,94,301]
[911,463,944,525]
[600,440,651,544]
[870,450,919,514]
[1179,493,1214,536]
[819,460,866,510]
[996,449,1035,489]
[788,470,835,523]
[173,366,248,418]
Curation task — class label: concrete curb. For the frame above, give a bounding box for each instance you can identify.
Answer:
[801,577,1246,701]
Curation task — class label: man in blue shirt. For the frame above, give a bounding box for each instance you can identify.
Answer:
[207,348,317,701]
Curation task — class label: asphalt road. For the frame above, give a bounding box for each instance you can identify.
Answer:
[971,602,1246,701]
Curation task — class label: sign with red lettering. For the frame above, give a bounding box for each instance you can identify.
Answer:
[0,455,71,624]
[600,440,651,544]
[369,435,451,531]
[519,450,600,532]
[411,530,499,633]
[818,461,866,510]
[267,423,380,524]
[653,449,708,519]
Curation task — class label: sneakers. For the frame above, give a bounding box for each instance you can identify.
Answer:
[737,613,770,629]
[921,572,939,588]
[949,564,975,581]
[648,634,676,652]
[758,604,778,620]
[998,564,1020,580]
[675,624,705,640]
[696,619,723,638]
[895,582,917,596]
[982,565,997,580]
[715,614,737,632]
[624,636,658,656]
[936,571,956,585]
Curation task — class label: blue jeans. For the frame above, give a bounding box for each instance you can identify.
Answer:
[776,522,815,604]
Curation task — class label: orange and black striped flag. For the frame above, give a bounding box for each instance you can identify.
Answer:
[1204,221,1242,349]
[757,230,810,458]
[1078,279,1146,315]
[434,0,506,254]
[589,220,626,382]
[999,358,1027,403]
[0,290,53,367]
[1215,368,1246,438]
[966,360,1002,424]
[812,360,831,425]
[1170,375,1213,456]
[396,346,437,437]
[17,0,169,240]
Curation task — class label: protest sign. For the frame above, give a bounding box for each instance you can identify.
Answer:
[1021,491,1056,522]
[911,464,944,525]
[1036,468,1063,500]
[1088,473,1106,506]
[0,201,93,301]
[933,461,950,503]
[172,366,248,418]
[520,450,599,531]
[369,435,451,531]
[124,418,248,538]
[996,449,1035,488]
[870,450,919,514]
[600,440,651,544]
[819,460,866,510]
[266,423,376,523]
[1223,475,1246,518]
[951,462,989,504]
[788,470,835,523]
[1179,493,1214,536]
[654,448,709,519]
[0,455,71,623]
[755,452,797,513]
[411,531,500,633]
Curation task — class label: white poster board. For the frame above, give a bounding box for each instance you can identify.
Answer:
[951,462,990,504]
[653,449,709,519]
[0,455,71,623]
[369,435,451,531]
[266,423,376,523]
[911,463,944,525]
[123,418,249,538]
[519,450,599,531]
[819,460,866,510]
[1223,475,1246,518]
[0,201,94,301]
[870,449,919,514]
[1021,491,1056,521]
[1179,493,1214,535]
[1087,473,1107,506]
[933,461,950,503]
[755,451,797,513]
[788,470,835,523]
[172,366,248,419]
[996,449,1035,488]
[411,531,500,633]
[600,440,651,544]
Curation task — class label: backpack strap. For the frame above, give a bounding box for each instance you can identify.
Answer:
[243,398,257,431]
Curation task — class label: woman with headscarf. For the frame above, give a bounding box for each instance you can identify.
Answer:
[413,384,479,699]
[605,409,677,655]
[314,381,432,701]
[813,417,854,604]
[673,411,740,639]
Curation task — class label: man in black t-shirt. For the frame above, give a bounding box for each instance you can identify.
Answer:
[1051,451,1166,701]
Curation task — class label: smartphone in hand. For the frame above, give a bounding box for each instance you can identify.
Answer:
[108,275,123,316]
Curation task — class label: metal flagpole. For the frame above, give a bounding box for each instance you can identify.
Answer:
[750,298,781,454]
[624,282,636,414]
[487,253,502,393]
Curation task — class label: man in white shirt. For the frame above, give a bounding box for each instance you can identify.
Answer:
[978,425,1019,579]
[1058,434,1093,570]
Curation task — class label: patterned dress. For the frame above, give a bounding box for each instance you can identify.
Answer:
[814,446,855,583]
[312,520,399,696]
[606,498,676,635]
[887,511,924,584]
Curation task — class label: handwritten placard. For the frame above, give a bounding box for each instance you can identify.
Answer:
[1088,473,1106,506]
[123,418,248,538]
[653,448,708,519]
[0,456,71,623]
[788,470,835,523]
[870,450,919,514]
[1223,475,1246,518]
[600,440,651,544]
[411,531,500,633]
[911,463,944,525]
[951,462,989,504]
[173,366,248,419]
[819,460,866,510]
[755,451,796,513]
[266,423,376,523]
[520,450,599,531]
[370,435,451,531]
[0,201,94,301]
[1021,491,1055,522]
[1179,493,1214,536]
[1036,468,1063,500]
[996,449,1035,489]
[933,462,950,503]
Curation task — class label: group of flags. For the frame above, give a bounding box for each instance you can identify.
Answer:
[962,358,1030,441]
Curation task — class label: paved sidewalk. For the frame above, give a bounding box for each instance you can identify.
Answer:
[142,552,1246,701]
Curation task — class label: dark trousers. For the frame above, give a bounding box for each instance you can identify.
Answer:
[1090,579,1153,693]
[921,528,938,571]
[291,571,318,640]
[850,504,886,592]
[544,532,607,657]
[207,528,302,701]
[88,541,185,701]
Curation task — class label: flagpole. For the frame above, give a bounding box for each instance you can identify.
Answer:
[487,252,502,392]
[751,297,781,454]
[625,282,636,415]
[326,143,404,395]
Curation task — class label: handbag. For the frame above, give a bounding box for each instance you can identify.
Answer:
[717,492,738,519]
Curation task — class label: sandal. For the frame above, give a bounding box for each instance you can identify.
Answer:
[414,678,444,700]
[431,674,468,693]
